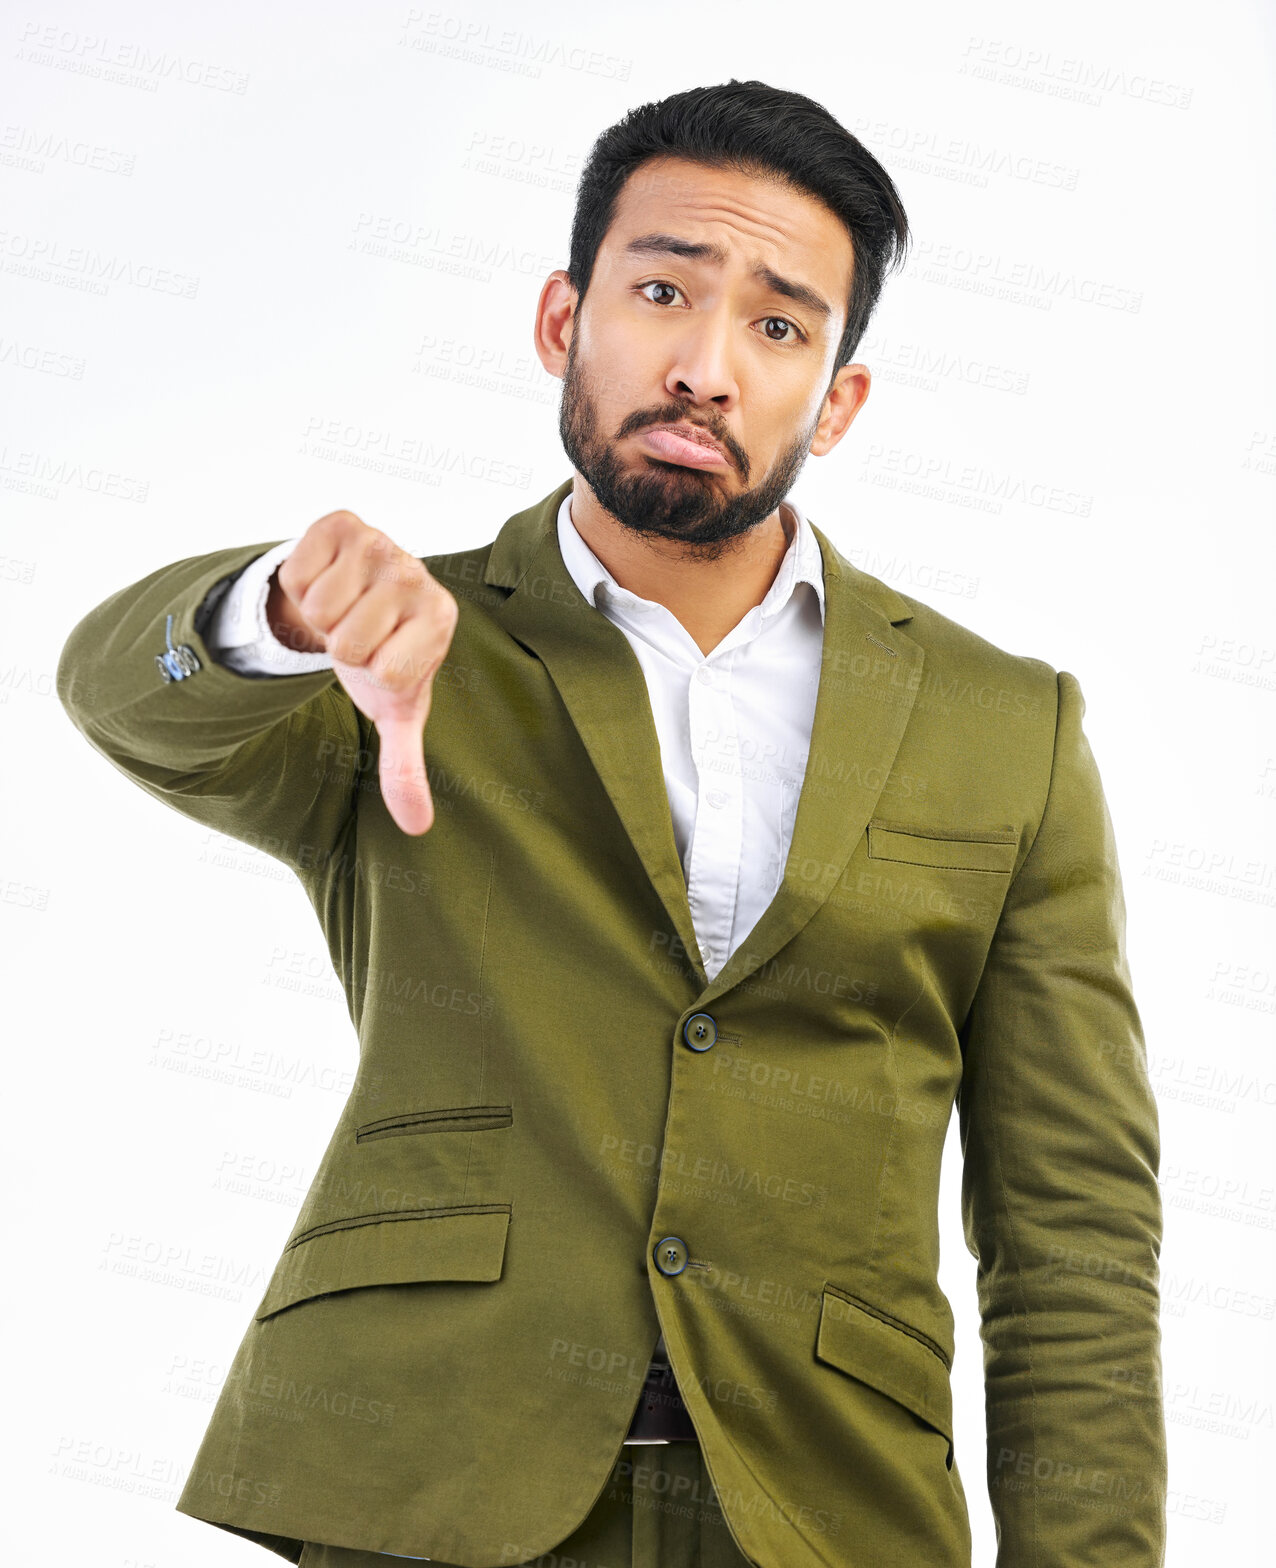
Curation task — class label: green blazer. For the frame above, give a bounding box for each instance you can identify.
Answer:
[56,475,1166,1567]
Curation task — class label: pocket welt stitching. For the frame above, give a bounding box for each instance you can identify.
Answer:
[867,821,1017,874]
[870,818,1017,845]
[286,1201,511,1252]
[824,1282,951,1371]
[355,1105,513,1142]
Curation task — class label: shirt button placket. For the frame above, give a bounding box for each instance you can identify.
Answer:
[686,661,741,978]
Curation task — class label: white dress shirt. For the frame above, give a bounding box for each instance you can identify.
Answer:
[202,486,828,1462]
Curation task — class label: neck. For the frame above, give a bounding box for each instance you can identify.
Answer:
[569,488,794,657]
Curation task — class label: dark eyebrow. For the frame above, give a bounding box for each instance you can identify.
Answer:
[623,231,836,328]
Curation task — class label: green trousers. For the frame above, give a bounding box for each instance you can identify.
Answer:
[296,1442,755,1567]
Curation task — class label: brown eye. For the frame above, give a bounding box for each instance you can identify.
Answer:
[637,280,682,307]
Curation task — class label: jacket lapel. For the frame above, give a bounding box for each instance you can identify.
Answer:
[487,478,708,979]
[483,478,925,1006]
[699,535,924,1009]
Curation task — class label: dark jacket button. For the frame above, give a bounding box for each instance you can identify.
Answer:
[682,1013,717,1051]
[653,1236,689,1275]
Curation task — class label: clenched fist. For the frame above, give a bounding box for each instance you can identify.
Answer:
[267,510,459,835]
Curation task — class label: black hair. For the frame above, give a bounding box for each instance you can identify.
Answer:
[566,79,911,376]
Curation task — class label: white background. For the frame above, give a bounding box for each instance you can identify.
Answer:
[3,1,1273,1563]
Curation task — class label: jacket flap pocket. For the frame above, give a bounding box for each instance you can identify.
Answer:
[815,1285,954,1460]
[867,821,1017,873]
[254,1203,511,1320]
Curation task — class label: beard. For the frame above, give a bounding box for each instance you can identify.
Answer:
[557,331,820,563]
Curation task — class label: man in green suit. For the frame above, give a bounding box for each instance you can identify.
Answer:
[57,80,1166,1568]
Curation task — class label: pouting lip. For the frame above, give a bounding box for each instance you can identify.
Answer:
[641,422,730,461]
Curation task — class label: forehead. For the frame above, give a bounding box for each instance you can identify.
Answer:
[603,155,853,289]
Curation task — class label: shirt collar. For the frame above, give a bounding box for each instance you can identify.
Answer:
[556,488,826,626]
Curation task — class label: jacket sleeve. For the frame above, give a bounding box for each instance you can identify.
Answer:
[956,669,1166,1567]
[56,542,363,876]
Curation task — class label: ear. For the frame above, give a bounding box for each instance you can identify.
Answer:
[533,269,579,380]
[809,363,871,457]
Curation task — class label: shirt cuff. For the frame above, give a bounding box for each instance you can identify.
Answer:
[203,538,335,677]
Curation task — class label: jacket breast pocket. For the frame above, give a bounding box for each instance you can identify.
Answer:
[350,1101,514,1191]
[814,1283,955,1471]
[253,1202,511,1321]
[866,819,1017,875]
[355,1104,513,1141]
